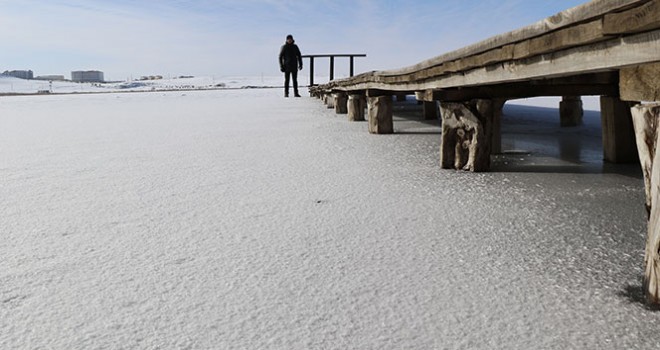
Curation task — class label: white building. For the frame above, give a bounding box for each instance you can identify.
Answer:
[71,70,104,83]
[2,70,34,79]
[35,75,65,81]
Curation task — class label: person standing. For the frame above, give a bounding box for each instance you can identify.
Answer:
[279,34,303,97]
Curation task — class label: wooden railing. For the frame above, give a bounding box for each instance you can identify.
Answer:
[301,54,366,86]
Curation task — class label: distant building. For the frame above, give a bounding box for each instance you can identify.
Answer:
[139,75,163,81]
[71,70,104,83]
[35,75,65,81]
[2,70,34,79]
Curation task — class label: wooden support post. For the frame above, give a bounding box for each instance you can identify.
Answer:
[348,94,365,121]
[600,96,638,163]
[560,96,584,127]
[423,101,438,120]
[334,93,348,114]
[491,99,506,155]
[630,103,660,304]
[439,100,493,172]
[324,94,335,109]
[367,95,393,134]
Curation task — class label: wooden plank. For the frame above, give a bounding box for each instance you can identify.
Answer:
[416,73,618,101]
[521,20,607,59]
[446,45,516,74]
[604,0,660,35]
[381,19,608,85]
[620,62,660,101]
[391,19,608,82]
[382,19,608,82]
[415,90,435,102]
[433,84,616,102]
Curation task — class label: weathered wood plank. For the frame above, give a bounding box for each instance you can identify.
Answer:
[621,62,660,101]
[415,73,618,102]
[604,0,660,35]
[630,103,660,304]
[519,19,607,59]
[381,18,608,84]
[392,19,607,81]
[430,84,616,102]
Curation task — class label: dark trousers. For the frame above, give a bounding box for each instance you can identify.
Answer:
[284,69,298,95]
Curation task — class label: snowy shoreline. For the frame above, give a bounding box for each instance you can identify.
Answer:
[0,75,317,95]
[0,85,283,97]
[0,74,602,110]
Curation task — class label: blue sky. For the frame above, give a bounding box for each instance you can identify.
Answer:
[0,0,589,81]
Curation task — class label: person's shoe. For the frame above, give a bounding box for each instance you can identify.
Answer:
[285,92,289,98]
[294,92,301,97]
[294,93,301,97]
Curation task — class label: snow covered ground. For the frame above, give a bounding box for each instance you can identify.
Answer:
[1,89,657,349]
[0,75,293,94]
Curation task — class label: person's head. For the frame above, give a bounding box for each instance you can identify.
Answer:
[286,34,294,44]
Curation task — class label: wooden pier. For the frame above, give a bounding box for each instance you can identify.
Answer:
[310,0,660,303]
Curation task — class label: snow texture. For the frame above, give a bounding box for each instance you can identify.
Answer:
[1,89,658,349]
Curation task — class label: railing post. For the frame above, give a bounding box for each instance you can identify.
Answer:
[301,54,365,84]
[330,56,335,81]
[309,57,315,86]
[350,56,355,77]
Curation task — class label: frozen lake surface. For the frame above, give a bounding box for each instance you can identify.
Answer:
[1,89,659,349]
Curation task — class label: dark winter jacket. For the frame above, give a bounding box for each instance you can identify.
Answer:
[279,41,302,72]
